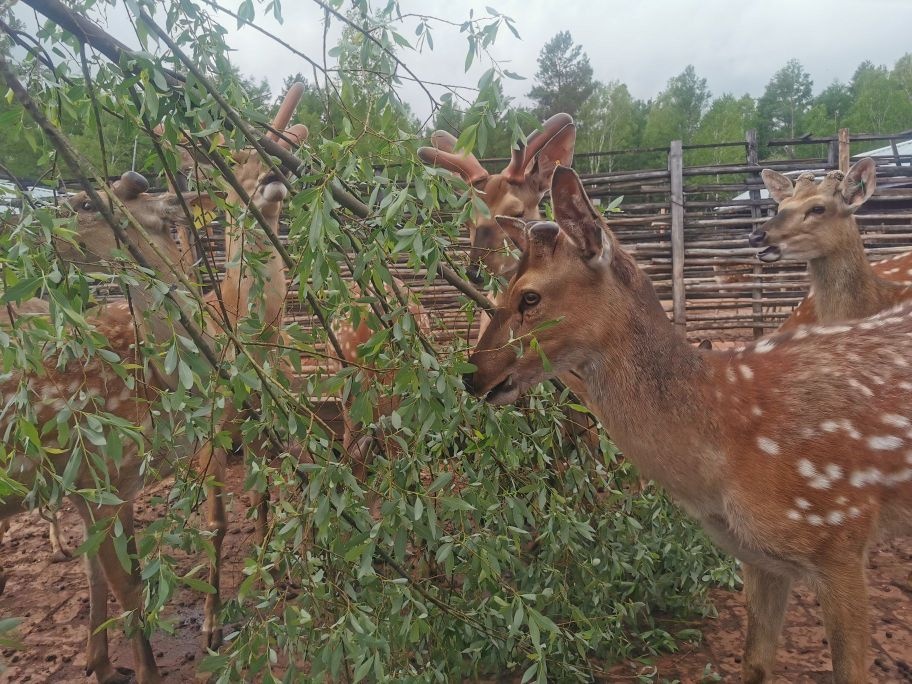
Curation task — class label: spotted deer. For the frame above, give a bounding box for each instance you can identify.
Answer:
[464,165,912,683]
[191,85,310,648]
[750,158,912,331]
[0,169,208,684]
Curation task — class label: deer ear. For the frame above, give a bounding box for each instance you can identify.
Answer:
[551,166,604,260]
[494,215,528,251]
[525,116,576,195]
[761,169,793,204]
[113,171,150,200]
[841,157,876,212]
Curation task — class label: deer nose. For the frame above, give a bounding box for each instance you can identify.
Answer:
[462,373,476,394]
[466,263,484,285]
[748,230,767,248]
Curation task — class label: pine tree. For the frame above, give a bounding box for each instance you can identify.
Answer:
[527,31,595,119]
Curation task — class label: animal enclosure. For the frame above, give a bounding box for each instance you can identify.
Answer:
[186,128,912,359]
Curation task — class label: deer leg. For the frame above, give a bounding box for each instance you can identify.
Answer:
[201,442,227,650]
[72,497,159,684]
[815,560,870,684]
[741,563,792,684]
[48,510,71,563]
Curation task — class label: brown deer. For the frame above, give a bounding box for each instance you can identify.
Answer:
[0,170,204,684]
[464,165,912,683]
[192,87,309,648]
[417,114,576,305]
[750,158,912,330]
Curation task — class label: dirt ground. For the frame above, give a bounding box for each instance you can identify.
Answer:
[1,462,911,683]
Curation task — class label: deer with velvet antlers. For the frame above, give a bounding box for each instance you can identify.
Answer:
[329,115,578,479]
[750,157,912,330]
[464,165,912,683]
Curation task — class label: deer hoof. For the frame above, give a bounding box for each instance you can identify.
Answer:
[203,627,223,651]
[92,664,135,684]
[50,548,73,563]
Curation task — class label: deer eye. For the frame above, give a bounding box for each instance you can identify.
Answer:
[82,201,93,211]
[521,291,540,309]
[809,205,826,215]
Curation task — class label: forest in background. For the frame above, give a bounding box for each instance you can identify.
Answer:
[2,25,910,183]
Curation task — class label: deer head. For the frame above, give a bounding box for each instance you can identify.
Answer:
[464,166,660,403]
[418,114,576,284]
[225,82,308,222]
[58,170,189,284]
[749,158,877,263]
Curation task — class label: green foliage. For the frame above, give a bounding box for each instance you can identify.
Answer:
[527,31,595,120]
[756,58,815,145]
[643,66,711,148]
[576,81,640,173]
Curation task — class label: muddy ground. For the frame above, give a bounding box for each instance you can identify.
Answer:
[1,462,911,683]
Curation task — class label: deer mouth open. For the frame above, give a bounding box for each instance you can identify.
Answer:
[485,375,519,405]
[757,246,781,263]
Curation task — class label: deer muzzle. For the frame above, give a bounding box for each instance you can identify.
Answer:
[748,228,782,263]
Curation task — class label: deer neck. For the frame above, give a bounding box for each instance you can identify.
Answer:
[220,214,287,340]
[576,275,721,504]
[806,220,888,323]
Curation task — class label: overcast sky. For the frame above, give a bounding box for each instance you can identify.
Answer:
[215,0,912,120]
[15,1,912,121]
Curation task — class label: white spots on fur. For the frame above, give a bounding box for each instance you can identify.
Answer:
[849,506,861,518]
[836,495,848,505]
[754,338,776,354]
[726,367,736,384]
[757,436,780,456]
[867,435,903,451]
[851,467,883,488]
[885,267,901,275]
[826,510,845,525]
[739,364,754,381]
[825,463,843,480]
[798,460,843,490]
[795,497,812,510]
[848,378,874,398]
[792,328,809,341]
[797,459,816,479]
[751,405,763,417]
[806,514,824,526]
[882,414,910,429]
[786,509,802,521]
[108,396,122,411]
[847,466,912,487]
[814,324,852,335]
[901,382,912,392]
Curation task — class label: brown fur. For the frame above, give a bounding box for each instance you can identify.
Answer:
[467,166,912,683]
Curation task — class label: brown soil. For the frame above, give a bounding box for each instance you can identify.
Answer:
[1,462,911,683]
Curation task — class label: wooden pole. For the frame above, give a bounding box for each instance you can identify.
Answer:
[838,128,850,173]
[746,129,765,338]
[668,140,686,334]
